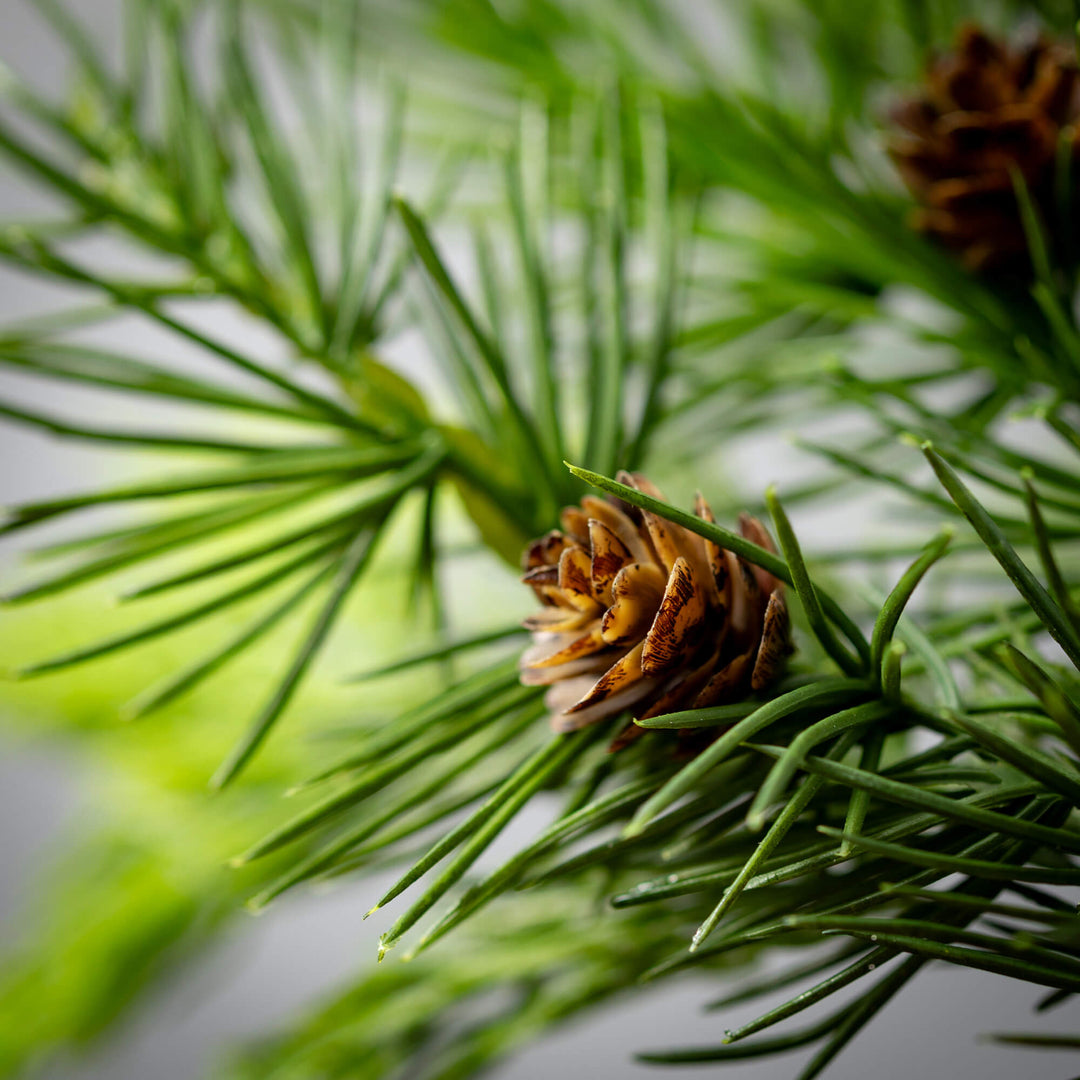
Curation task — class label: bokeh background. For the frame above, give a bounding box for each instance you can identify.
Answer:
[0,3,1076,1078]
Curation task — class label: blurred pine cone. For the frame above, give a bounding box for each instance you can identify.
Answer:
[519,473,790,742]
[889,23,1080,272]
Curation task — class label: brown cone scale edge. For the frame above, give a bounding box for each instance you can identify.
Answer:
[519,472,793,745]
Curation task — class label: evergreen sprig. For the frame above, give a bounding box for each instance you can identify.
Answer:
[0,0,689,786]
[2,1,1080,1078]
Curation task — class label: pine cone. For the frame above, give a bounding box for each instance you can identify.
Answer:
[519,473,791,741]
[889,23,1080,272]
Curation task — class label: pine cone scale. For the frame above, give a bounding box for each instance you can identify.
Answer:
[752,592,791,690]
[640,557,708,677]
[588,520,634,601]
[602,561,666,645]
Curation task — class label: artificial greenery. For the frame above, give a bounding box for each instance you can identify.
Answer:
[1,0,1079,1077]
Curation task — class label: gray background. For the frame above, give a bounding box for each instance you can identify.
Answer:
[0,3,1077,1078]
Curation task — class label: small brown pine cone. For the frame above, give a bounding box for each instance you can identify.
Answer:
[888,23,1080,272]
[518,472,792,743]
